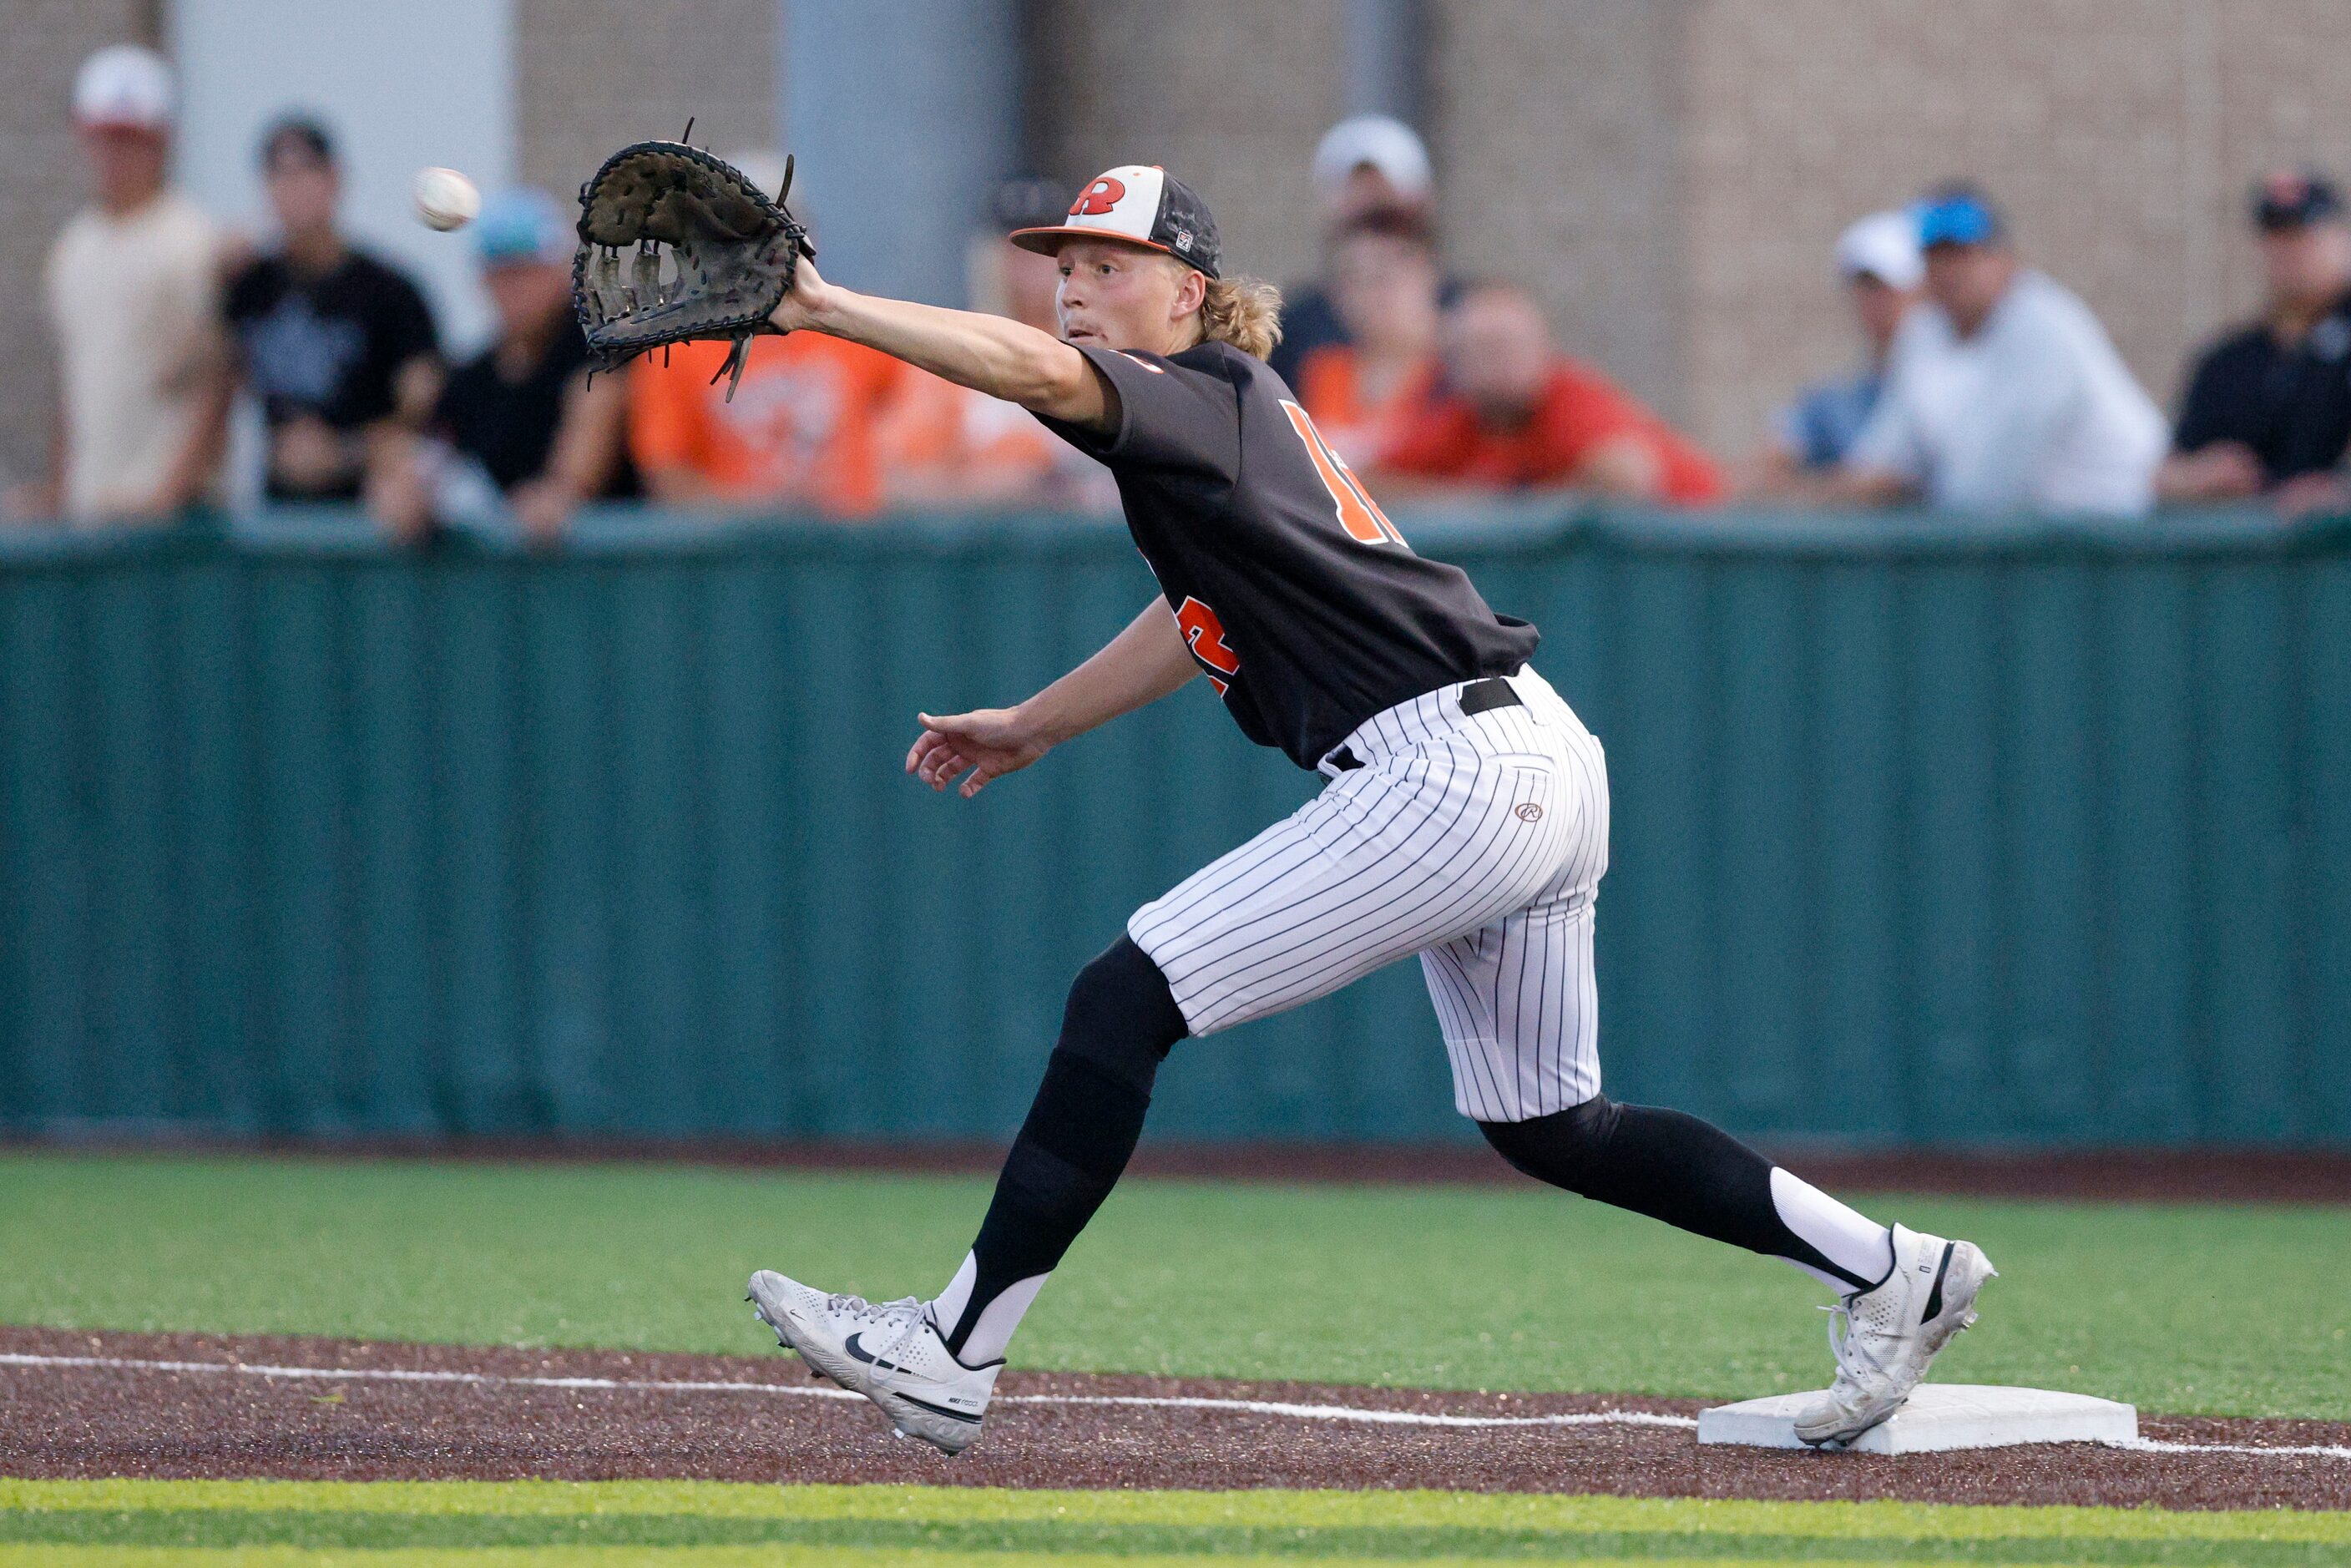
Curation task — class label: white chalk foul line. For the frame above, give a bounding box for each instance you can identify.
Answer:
[8,1353,2348,1459]
[2102,1436,2351,1462]
[0,1353,862,1401]
[1002,1393,1696,1430]
[0,1352,1690,1432]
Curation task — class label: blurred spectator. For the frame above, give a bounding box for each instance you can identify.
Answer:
[1294,206,1443,468]
[1267,115,1450,388]
[1750,211,1921,491]
[627,146,907,519]
[631,333,902,517]
[1833,185,2166,515]
[877,179,1112,510]
[225,115,441,505]
[2159,169,2351,515]
[372,189,635,546]
[1378,284,1724,503]
[11,46,230,528]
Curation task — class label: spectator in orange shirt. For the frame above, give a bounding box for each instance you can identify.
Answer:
[879,180,1117,511]
[1379,284,1723,503]
[629,144,902,520]
[629,331,905,517]
[1293,207,1441,469]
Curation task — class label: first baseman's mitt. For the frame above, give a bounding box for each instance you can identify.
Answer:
[572,141,814,400]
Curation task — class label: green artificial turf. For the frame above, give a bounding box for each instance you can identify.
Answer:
[1,1480,2345,1565]
[0,1151,2343,1418]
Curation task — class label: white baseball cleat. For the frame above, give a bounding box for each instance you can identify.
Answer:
[746,1269,1001,1455]
[1792,1223,1997,1449]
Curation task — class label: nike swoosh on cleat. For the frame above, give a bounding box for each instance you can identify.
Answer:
[1921,1242,1956,1322]
[843,1333,902,1373]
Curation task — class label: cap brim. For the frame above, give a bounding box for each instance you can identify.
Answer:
[1007,225,1213,275]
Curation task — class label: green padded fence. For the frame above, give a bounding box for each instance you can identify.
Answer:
[2,505,2346,1146]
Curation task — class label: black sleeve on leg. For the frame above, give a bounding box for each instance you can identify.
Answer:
[1054,933,1190,1095]
[946,936,1191,1357]
[1479,1095,1624,1186]
[1478,1096,1871,1289]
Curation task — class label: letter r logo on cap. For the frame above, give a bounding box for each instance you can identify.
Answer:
[1070,176,1125,216]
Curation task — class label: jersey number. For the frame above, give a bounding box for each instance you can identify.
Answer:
[1279,400,1407,547]
[1176,595,1240,696]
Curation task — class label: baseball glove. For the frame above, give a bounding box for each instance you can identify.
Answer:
[572,141,814,400]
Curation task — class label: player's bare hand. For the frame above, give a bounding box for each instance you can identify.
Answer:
[906,707,1050,798]
[2156,441,2263,502]
[767,255,833,336]
[2274,469,2348,519]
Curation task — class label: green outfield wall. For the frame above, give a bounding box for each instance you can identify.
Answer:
[2,505,2346,1146]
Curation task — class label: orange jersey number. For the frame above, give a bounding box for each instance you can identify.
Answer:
[1280,400,1407,547]
[1175,594,1240,695]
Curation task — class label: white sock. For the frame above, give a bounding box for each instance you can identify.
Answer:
[930,1252,978,1338]
[928,1251,1049,1366]
[1769,1167,1894,1293]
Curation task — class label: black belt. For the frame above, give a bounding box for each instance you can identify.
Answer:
[1327,679,1522,772]
[1457,676,1524,716]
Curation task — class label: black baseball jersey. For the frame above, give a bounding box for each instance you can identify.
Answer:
[1041,341,1540,769]
[2172,299,2351,486]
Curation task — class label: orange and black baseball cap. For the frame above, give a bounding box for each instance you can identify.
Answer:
[1009,165,1221,279]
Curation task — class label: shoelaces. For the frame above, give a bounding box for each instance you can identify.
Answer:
[824,1293,933,1372]
[1819,1297,1893,1393]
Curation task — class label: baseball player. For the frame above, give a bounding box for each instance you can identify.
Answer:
[746,165,1994,1454]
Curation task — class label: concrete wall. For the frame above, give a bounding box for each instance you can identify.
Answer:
[513,0,777,204]
[1033,0,2351,456]
[1430,0,1692,420]
[1684,0,2351,458]
[0,1,152,491]
[785,0,1021,305]
[1027,0,1345,296]
[10,1,2351,488]
[169,0,515,358]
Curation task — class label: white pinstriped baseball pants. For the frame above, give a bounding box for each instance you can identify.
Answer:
[1129,667,1610,1123]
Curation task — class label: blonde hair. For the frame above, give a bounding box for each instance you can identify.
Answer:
[1196,274,1284,359]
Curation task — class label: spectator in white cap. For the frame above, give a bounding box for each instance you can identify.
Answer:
[1310,114,1434,214]
[8,45,231,527]
[1750,211,1921,493]
[1267,114,1453,388]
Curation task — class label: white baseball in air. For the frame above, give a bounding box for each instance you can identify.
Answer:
[412,166,481,231]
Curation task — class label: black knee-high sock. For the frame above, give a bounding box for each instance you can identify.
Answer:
[938,936,1188,1359]
[1479,1096,1891,1291]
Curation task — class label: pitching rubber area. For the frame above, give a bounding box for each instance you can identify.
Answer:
[3,1327,2345,1512]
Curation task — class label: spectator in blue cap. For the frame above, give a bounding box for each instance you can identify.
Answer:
[2158,169,2351,515]
[374,187,635,544]
[1828,183,2166,515]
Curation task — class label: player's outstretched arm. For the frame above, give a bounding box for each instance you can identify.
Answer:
[908,600,1196,797]
[773,258,1115,434]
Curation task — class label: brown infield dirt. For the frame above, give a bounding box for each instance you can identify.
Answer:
[4,1325,2345,1512]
